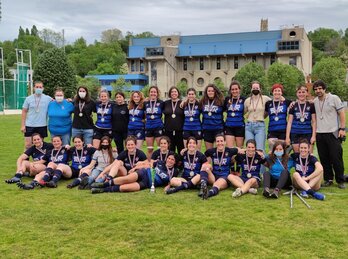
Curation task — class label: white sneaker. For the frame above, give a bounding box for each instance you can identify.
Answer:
[232,188,242,198]
[248,188,258,195]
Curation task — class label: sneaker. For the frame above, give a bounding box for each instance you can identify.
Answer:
[91,188,104,194]
[67,180,79,189]
[91,182,104,188]
[263,188,270,198]
[321,180,333,187]
[311,191,325,201]
[248,188,258,195]
[5,176,21,184]
[165,188,176,195]
[270,190,279,199]
[200,181,208,200]
[17,182,34,190]
[300,190,309,198]
[79,177,89,190]
[338,183,346,189]
[232,188,242,198]
[45,181,57,188]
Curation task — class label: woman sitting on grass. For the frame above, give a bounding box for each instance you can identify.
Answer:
[90,153,179,194]
[228,139,266,198]
[289,139,325,200]
[263,141,292,199]
[151,136,175,168]
[5,133,52,184]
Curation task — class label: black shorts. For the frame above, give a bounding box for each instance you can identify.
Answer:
[128,129,145,140]
[267,131,286,140]
[183,130,203,140]
[224,126,245,138]
[290,133,312,144]
[71,168,80,179]
[136,168,151,190]
[203,129,223,143]
[25,126,48,138]
[93,128,113,140]
[145,128,164,138]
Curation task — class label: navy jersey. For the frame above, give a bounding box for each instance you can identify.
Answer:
[181,150,207,180]
[224,96,246,128]
[151,149,175,167]
[205,147,238,178]
[128,104,145,130]
[43,147,69,164]
[69,146,96,170]
[290,153,318,177]
[183,101,202,131]
[202,101,224,130]
[95,101,113,129]
[117,149,147,172]
[289,102,315,134]
[265,99,291,132]
[144,100,164,130]
[24,142,53,162]
[154,160,179,187]
[235,153,265,180]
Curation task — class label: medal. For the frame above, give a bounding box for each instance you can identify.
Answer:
[100,102,108,123]
[216,148,225,173]
[320,116,323,120]
[251,95,260,120]
[151,115,155,120]
[230,96,240,118]
[207,100,214,117]
[34,95,41,114]
[247,173,252,178]
[79,113,83,117]
[189,117,194,122]
[101,118,105,122]
[246,153,255,179]
[231,112,235,117]
[274,116,279,121]
[171,100,178,119]
[35,109,39,113]
[149,100,157,120]
[75,148,84,170]
[171,114,176,118]
[208,112,212,116]
[272,99,281,122]
[190,171,194,177]
[187,151,197,177]
[78,165,82,169]
[300,155,309,176]
[78,101,85,117]
[318,96,326,122]
[132,117,135,122]
[300,117,305,122]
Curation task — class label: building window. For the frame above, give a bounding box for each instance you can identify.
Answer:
[146,47,164,56]
[252,55,257,62]
[199,57,204,70]
[197,77,204,86]
[131,60,135,72]
[234,56,239,69]
[278,41,299,51]
[270,55,276,65]
[289,56,297,66]
[216,57,221,70]
[140,60,144,72]
[180,78,188,84]
[183,58,187,71]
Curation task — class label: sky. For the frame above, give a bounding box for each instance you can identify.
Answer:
[0,0,347,44]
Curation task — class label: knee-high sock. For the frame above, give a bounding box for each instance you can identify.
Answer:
[200,171,208,183]
[42,168,54,182]
[104,185,120,192]
[52,169,63,183]
[208,186,219,197]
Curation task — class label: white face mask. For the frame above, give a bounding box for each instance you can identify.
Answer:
[55,96,64,103]
[79,92,86,99]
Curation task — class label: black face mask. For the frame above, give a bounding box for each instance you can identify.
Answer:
[101,145,109,150]
[252,90,260,95]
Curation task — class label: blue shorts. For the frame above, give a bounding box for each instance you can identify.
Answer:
[240,175,261,184]
[183,130,203,140]
[128,129,145,140]
[136,168,152,190]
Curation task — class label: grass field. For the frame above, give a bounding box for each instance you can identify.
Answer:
[0,115,347,258]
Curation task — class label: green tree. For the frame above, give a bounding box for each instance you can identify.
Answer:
[111,76,131,97]
[234,62,267,96]
[176,80,188,97]
[308,28,341,52]
[31,25,39,36]
[213,78,227,96]
[266,62,305,98]
[312,57,347,99]
[76,76,101,100]
[141,84,150,98]
[101,28,123,44]
[18,26,25,38]
[33,48,77,97]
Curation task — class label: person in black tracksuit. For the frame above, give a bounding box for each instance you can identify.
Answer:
[112,92,129,153]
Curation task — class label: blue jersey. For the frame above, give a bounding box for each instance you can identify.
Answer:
[69,146,96,170]
[205,147,238,178]
[265,155,293,179]
[202,101,224,130]
[153,160,179,187]
[144,100,164,130]
[181,150,207,180]
[183,101,202,131]
[235,153,265,180]
[95,101,113,129]
[224,96,245,128]
[289,102,315,134]
[128,104,145,130]
[24,142,53,162]
[48,100,74,135]
[290,153,318,177]
[265,100,291,132]
[117,149,147,172]
[151,149,175,167]
[43,147,69,165]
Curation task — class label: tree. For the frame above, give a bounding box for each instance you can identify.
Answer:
[266,62,305,98]
[176,80,188,97]
[88,62,116,75]
[39,28,64,47]
[31,25,39,36]
[308,28,341,52]
[141,85,150,98]
[312,57,347,99]
[76,76,101,100]
[213,78,227,96]
[33,48,77,98]
[234,62,267,96]
[101,28,123,44]
[18,26,25,38]
[111,76,131,97]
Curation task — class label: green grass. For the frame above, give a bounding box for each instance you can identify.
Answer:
[0,115,347,258]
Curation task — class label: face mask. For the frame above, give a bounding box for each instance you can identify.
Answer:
[55,96,64,103]
[252,90,260,95]
[101,144,109,150]
[274,151,284,157]
[35,88,43,95]
[79,92,86,99]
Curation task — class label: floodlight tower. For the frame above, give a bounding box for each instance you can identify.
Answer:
[0,0,2,22]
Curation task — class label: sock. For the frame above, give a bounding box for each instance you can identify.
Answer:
[42,173,51,182]
[15,173,23,178]
[104,185,120,192]
[208,186,219,197]
[105,176,114,187]
[80,173,89,179]
[71,178,81,186]
[52,169,63,183]
[200,171,208,183]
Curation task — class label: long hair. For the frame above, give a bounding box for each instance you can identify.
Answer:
[268,141,289,169]
[182,88,199,108]
[128,91,144,110]
[99,136,114,164]
[74,86,91,103]
[200,84,224,106]
[250,80,264,105]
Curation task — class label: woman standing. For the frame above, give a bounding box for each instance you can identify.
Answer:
[224,81,246,148]
[71,86,96,145]
[48,88,74,145]
[200,84,225,150]
[112,92,129,153]
[182,88,203,150]
[286,85,316,153]
[93,90,113,148]
[128,91,145,149]
[163,86,185,153]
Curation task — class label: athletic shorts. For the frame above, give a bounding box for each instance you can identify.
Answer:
[68,167,80,179]
[25,126,48,138]
[267,131,286,140]
[203,129,223,143]
[93,128,113,140]
[214,174,231,186]
[137,168,152,190]
[240,175,261,184]
[290,133,312,144]
[224,126,245,138]
[128,129,145,140]
[183,130,203,140]
[145,128,164,138]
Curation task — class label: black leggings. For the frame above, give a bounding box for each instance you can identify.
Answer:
[263,170,292,190]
